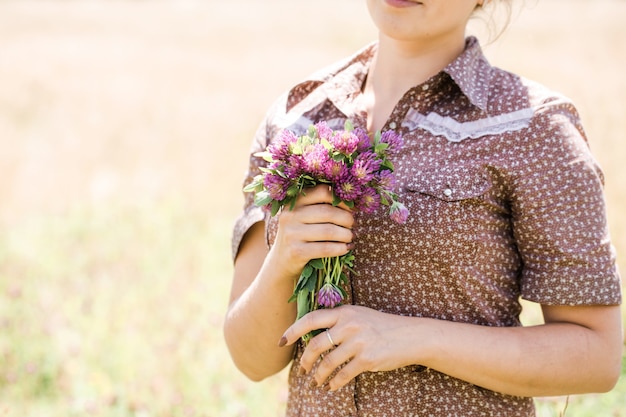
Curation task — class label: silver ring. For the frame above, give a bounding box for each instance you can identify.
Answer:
[326,329,337,348]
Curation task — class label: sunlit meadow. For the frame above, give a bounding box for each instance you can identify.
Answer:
[0,1,624,416]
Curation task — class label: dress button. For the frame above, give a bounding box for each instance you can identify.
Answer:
[443,188,453,197]
[389,121,397,129]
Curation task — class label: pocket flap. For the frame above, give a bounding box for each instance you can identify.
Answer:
[405,166,492,202]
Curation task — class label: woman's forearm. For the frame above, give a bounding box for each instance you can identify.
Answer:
[225,189,356,381]
[283,304,622,397]
[224,267,297,380]
[223,225,298,381]
[418,305,623,397]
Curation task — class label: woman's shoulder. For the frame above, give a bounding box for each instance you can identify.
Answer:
[301,42,376,83]
[488,65,579,119]
[284,42,376,107]
[262,43,376,134]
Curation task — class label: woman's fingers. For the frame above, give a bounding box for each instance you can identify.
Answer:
[280,308,352,385]
[280,306,419,391]
[281,220,354,245]
[295,185,354,213]
[294,184,335,206]
[295,203,355,230]
[273,188,355,268]
[280,308,337,347]
[320,354,363,391]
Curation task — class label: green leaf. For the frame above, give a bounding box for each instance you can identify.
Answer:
[296,289,311,320]
[301,264,313,280]
[337,285,347,298]
[242,178,262,193]
[253,151,275,163]
[294,267,312,293]
[304,275,317,292]
[254,191,273,207]
[309,258,324,270]
[288,197,298,211]
[270,200,282,217]
[375,142,389,154]
[344,119,354,132]
[291,142,304,155]
[286,184,300,198]
[382,159,394,170]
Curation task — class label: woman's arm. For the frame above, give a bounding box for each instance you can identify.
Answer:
[420,303,623,396]
[224,185,355,381]
[281,303,623,396]
[223,221,296,381]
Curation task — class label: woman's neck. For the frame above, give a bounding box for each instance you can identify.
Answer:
[363,32,466,132]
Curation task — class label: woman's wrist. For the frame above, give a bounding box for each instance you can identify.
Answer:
[404,316,440,369]
[263,244,304,285]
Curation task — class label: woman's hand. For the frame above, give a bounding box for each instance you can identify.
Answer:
[269,185,355,279]
[279,303,623,396]
[225,185,355,381]
[279,305,426,391]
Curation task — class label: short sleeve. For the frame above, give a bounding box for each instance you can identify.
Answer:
[231,105,277,261]
[511,100,622,306]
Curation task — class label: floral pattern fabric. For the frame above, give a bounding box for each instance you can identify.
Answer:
[231,37,622,417]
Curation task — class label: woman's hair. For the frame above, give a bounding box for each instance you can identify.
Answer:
[473,0,516,43]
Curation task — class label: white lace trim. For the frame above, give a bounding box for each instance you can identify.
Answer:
[402,107,534,142]
[274,114,347,136]
[274,87,535,141]
[274,112,314,135]
[274,90,346,135]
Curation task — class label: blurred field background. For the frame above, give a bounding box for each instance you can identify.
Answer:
[0,0,624,416]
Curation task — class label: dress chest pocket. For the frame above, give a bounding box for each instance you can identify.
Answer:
[401,166,495,240]
[404,166,492,203]
[391,166,495,262]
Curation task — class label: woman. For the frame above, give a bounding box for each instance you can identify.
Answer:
[224,1,623,415]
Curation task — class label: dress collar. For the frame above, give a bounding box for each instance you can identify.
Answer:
[442,36,493,112]
[318,36,493,113]
[283,36,493,122]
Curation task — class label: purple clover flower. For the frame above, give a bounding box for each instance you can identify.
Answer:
[355,187,381,214]
[302,143,331,178]
[351,151,381,185]
[380,130,404,155]
[318,283,343,308]
[334,172,362,202]
[283,154,304,181]
[376,170,397,192]
[324,159,348,182]
[263,173,290,201]
[389,201,409,224]
[353,127,372,152]
[331,131,360,155]
[314,121,333,140]
[268,129,298,161]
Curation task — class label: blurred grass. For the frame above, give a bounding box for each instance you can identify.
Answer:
[0,201,289,416]
[0,0,624,416]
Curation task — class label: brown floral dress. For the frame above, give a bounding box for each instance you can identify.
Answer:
[231,37,622,417]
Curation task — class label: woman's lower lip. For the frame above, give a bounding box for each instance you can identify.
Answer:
[384,0,420,8]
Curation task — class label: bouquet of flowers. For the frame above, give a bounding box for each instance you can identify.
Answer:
[244,120,408,343]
